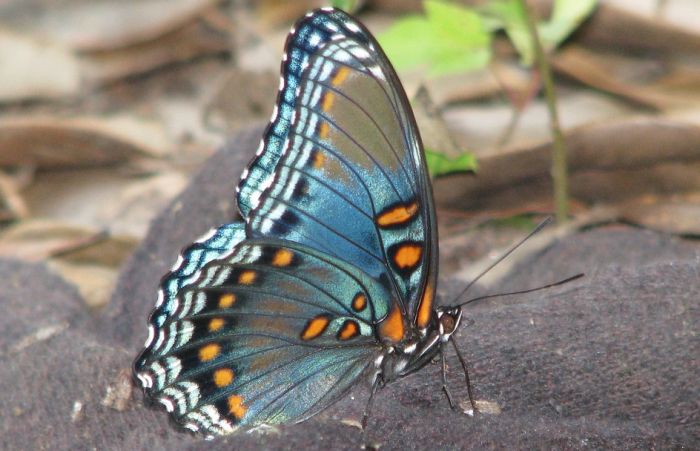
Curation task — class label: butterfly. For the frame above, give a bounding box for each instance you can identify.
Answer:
[133,7,473,438]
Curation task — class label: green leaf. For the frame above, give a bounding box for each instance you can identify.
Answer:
[425,148,478,177]
[479,0,533,64]
[479,0,598,66]
[379,1,492,77]
[539,0,598,48]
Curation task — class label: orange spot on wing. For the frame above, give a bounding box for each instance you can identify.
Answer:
[331,66,350,86]
[301,315,330,340]
[379,304,405,343]
[394,244,422,269]
[208,318,225,332]
[312,150,325,168]
[219,293,236,308]
[227,395,247,420]
[351,293,367,312]
[338,320,359,340]
[213,368,234,387]
[318,122,330,139]
[377,202,419,228]
[272,248,294,267]
[321,91,335,111]
[416,283,434,329]
[199,343,220,362]
[238,270,256,285]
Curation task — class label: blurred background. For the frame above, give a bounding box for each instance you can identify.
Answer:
[1,0,699,310]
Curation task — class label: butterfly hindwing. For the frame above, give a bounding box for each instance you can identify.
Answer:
[141,223,247,340]
[135,230,390,436]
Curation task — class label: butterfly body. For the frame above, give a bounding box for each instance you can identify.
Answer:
[134,7,461,438]
[377,307,462,384]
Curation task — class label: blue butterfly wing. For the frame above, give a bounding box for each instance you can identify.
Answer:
[135,226,389,436]
[147,222,247,333]
[242,9,438,333]
[135,8,439,438]
[237,9,369,217]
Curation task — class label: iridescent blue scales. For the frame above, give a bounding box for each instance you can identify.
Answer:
[133,7,457,439]
[136,235,385,435]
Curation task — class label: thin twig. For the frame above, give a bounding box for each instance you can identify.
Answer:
[519,0,569,223]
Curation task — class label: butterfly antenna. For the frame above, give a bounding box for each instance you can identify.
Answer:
[455,273,584,308]
[449,216,553,305]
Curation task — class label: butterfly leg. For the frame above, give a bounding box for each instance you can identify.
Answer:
[361,374,382,430]
[440,344,457,409]
[450,337,478,414]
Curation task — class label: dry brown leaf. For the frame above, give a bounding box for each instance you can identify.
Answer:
[94,172,189,238]
[0,172,29,222]
[83,21,230,85]
[412,86,464,158]
[576,2,700,55]
[0,219,137,266]
[619,194,700,236]
[424,62,533,107]
[0,30,81,102]
[203,69,278,134]
[369,0,423,14]
[23,167,186,241]
[603,0,700,33]
[0,116,168,169]
[0,0,221,52]
[552,46,694,111]
[443,91,635,155]
[434,116,700,210]
[255,1,327,27]
[48,260,118,309]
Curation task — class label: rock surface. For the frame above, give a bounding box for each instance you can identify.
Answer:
[2,126,698,450]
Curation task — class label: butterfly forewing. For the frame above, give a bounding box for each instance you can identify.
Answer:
[247,11,438,329]
[237,10,372,217]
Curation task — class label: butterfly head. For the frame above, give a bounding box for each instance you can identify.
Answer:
[435,306,463,342]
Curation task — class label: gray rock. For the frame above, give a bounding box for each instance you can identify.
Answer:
[2,125,698,449]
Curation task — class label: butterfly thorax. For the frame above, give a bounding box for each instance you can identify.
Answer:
[377,306,462,383]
